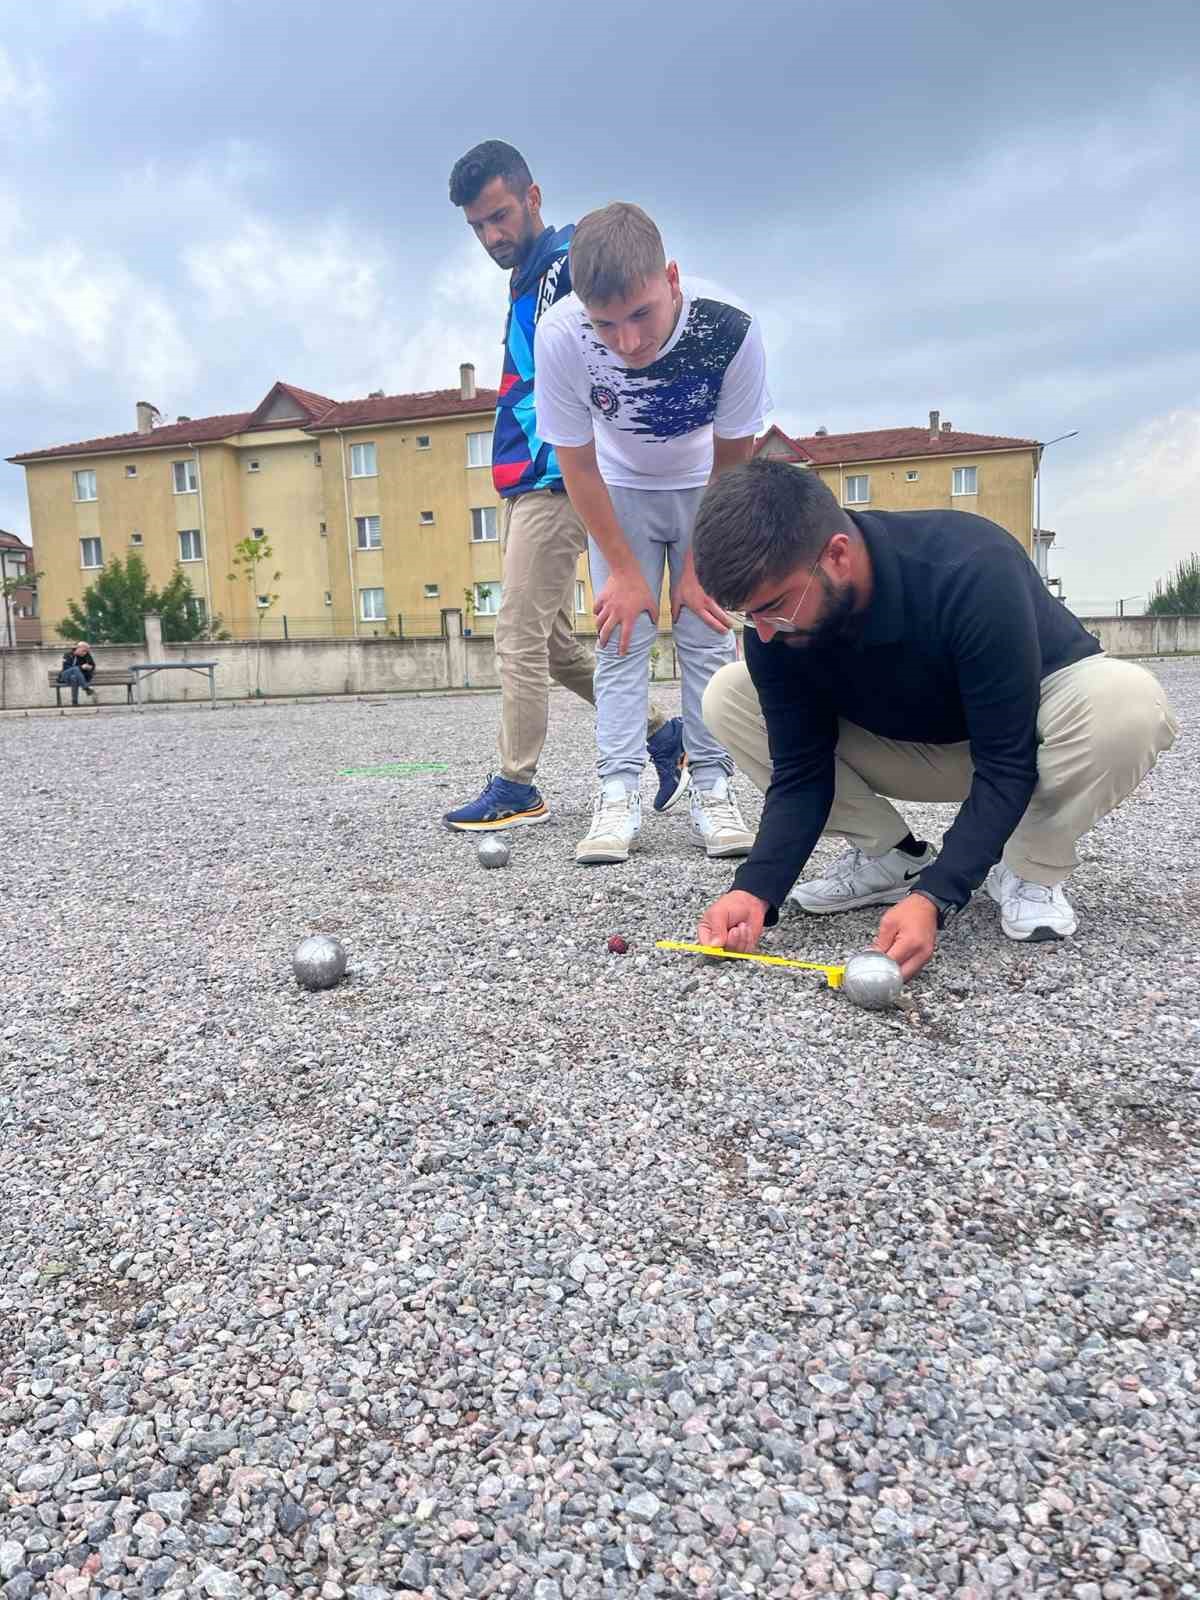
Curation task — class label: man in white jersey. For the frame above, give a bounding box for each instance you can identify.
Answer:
[534,203,771,864]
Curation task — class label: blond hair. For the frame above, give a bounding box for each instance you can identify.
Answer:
[569,203,666,307]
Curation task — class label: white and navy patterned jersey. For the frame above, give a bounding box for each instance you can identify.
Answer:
[534,281,770,491]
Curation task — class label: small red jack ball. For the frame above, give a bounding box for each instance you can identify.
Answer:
[607,935,629,955]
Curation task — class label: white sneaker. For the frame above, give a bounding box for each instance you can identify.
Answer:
[576,779,641,865]
[986,862,1077,941]
[690,774,755,859]
[786,841,938,915]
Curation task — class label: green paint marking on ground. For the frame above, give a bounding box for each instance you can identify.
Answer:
[339,760,449,778]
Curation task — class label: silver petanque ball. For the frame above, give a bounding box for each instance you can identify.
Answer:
[477,834,510,869]
[841,950,904,1011]
[292,934,348,991]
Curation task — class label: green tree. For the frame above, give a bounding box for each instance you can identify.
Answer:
[227,535,281,695]
[1,565,42,649]
[58,553,209,644]
[1146,552,1200,616]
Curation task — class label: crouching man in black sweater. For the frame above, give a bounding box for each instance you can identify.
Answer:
[691,460,1178,980]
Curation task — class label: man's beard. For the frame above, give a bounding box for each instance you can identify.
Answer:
[783,572,860,650]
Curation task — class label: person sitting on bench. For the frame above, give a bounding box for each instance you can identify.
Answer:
[58,642,97,704]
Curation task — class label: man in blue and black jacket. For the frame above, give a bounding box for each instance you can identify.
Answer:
[690,460,1178,978]
[444,140,680,832]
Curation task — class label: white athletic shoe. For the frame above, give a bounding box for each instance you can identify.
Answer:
[690,774,755,859]
[786,841,938,915]
[576,779,642,865]
[986,862,1077,941]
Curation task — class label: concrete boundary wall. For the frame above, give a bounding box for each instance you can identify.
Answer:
[0,610,684,711]
[5,612,1191,712]
[1077,614,1200,656]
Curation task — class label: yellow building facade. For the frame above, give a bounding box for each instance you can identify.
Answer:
[755,411,1040,553]
[12,372,599,643]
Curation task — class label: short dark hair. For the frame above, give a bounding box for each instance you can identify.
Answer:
[692,459,853,609]
[448,140,533,208]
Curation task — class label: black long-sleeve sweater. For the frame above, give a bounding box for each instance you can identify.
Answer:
[731,508,1102,914]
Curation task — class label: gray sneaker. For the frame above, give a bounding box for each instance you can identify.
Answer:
[786,842,937,914]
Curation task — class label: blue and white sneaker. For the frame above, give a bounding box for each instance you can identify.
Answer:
[647,717,690,813]
[444,774,549,832]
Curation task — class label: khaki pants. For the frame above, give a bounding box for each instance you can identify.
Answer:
[494,490,597,784]
[703,654,1179,885]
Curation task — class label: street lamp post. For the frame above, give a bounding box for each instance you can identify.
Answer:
[1035,430,1080,571]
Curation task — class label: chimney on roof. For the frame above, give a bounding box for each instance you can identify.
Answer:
[815,426,828,437]
[136,401,161,434]
[928,409,940,440]
[177,415,191,423]
[941,420,952,432]
[368,389,384,399]
[460,362,476,401]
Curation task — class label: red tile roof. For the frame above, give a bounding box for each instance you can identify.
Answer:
[8,380,498,463]
[8,412,255,462]
[757,422,1038,466]
[306,387,499,431]
[0,529,33,551]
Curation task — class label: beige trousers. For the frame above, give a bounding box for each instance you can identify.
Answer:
[703,654,1179,885]
[495,490,666,783]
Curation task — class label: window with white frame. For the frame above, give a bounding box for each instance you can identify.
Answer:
[179,529,203,562]
[187,595,208,625]
[575,579,587,614]
[845,474,869,504]
[470,506,498,542]
[323,590,332,606]
[312,450,322,466]
[473,580,501,616]
[466,431,491,468]
[74,469,97,501]
[350,442,377,477]
[423,582,440,599]
[251,527,265,539]
[256,594,271,609]
[952,465,978,496]
[247,459,261,473]
[125,464,138,478]
[905,470,920,482]
[172,459,198,494]
[360,586,386,621]
[129,531,143,546]
[419,510,435,525]
[356,515,382,549]
[80,537,103,568]
[416,434,431,450]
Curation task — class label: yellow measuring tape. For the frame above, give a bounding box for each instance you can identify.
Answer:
[655,940,845,989]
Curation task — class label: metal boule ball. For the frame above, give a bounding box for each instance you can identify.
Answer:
[292,934,348,991]
[477,835,510,869]
[841,950,903,1011]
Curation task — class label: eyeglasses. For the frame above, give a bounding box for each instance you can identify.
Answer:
[727,540,831,634]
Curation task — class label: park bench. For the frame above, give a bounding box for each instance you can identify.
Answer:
[48,668,136,707]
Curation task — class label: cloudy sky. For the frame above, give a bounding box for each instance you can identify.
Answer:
[2,0,1197,612]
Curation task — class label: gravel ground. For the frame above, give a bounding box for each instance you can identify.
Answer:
[1,660,1197,1600]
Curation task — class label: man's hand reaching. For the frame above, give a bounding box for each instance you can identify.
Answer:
[697,890,769,954]
[873,893,938,980]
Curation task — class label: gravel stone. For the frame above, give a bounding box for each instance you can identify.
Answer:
[1,673,1197,1597]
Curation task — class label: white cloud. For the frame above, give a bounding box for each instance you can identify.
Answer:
[0,198,195,404]
[183,216,505,399]
[1054,409,1200,612]
[0,46,52,125]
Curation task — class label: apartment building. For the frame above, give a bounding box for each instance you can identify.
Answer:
[0,530,40,646]
[755,411,1040,551]
[9,366,597,641]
